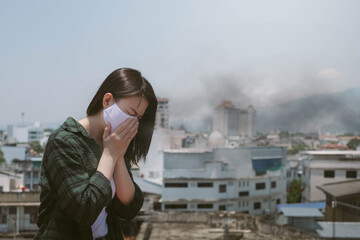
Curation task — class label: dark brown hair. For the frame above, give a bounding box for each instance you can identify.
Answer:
[87,68,158,165]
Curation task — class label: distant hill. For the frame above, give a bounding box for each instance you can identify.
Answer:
[256,87,360,133]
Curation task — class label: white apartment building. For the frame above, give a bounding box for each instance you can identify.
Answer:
[213,100,255,138]
[302,151,360,202]
[0,171,23,192]
[7,122,44,143]
[155,98,169,129]
[161,147,287,215]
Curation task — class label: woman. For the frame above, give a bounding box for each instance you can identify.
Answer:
[35,68,158,240]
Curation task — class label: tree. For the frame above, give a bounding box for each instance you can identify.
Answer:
[287,179,302,203]
[30,141,44,154]
[279,131,290,139]
[0,147,6,163]
[347,138,360,150]
[287,142,309,155]
[337,132,355,137]
[44,128,54,133]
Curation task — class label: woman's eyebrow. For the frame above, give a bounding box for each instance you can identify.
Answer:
[130,107,143,118]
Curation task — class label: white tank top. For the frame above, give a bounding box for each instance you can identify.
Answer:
[91,177,116,238]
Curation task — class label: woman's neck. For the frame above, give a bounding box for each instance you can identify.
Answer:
[78,113,105,148]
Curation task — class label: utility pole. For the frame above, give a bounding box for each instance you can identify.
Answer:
[332,200,337,239]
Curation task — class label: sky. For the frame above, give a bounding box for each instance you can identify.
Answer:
[1,0,360,129]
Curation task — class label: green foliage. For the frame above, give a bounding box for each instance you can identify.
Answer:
[30,141,44,153]
[287,179,302,203]
[290,132,305,137]
[0,147,5,163]
[287,142,309,155]
[338,132,355,137]
[279,131,290,139]
[347,138,360,150]
[44,128,54,133]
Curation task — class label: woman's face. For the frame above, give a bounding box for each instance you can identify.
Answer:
[116,95,149,120]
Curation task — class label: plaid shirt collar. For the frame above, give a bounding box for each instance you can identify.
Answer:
[61,117,93,139]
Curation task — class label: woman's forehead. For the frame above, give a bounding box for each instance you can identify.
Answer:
[117,96,148,113]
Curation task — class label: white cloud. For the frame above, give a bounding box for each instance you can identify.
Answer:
[315,68,342,80]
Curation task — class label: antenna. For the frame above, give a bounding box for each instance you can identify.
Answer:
[21,112,25,126]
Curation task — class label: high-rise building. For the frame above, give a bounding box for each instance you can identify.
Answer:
[155,98,169,129]
[213,100,256,138]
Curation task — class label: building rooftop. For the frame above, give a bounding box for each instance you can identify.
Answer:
[164,148,212,153]
[316,221,360,238]
[157,98,169,102]
[281,207,324,217]
[317,179,360,198]
[305,150,360,155]
[277,202,325,213]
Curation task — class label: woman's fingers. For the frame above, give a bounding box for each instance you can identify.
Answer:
[113,118,133,135]
[114,118,138,138]
[124,121,138,142]
[103,122,111,139]
[127,126,138,142]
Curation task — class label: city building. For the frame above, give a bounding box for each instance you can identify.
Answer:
[161,147,287,215]
[0,171,23,192]
[155,98,169,129]
[6,122,44,144]
[316,222,360,239]
[302,151,360,202]
[213,100,256,138]
[281,207,323,232]
[317,179,360,222]
[1,145,30,164]
[11,157,41,191]
[0,192,39,234]
[138,128,186,180]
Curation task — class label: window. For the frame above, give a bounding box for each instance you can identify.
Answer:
[198,204,213,209]
[254,202,261,210]
[24,207,38,224]
[256,182,266,190]
[346,170,357,179]
[238,191,249,197]
[218,205,226,211]
[164,182,188,188]
[271,181,276,188]
[324,170,335,178]
[219,184,226,193]
[164,204,187,209]
[9,207,16,215]
[197,182,213,188]
[0,207,6,224]
[276,199,281,205]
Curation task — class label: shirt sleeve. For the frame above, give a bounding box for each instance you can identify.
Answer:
[109,162,144,220]
[43,137,112,226]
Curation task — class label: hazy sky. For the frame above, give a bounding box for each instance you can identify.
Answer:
[1,0,359,128]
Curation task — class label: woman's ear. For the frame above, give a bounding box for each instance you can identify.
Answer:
[102,93,115,109]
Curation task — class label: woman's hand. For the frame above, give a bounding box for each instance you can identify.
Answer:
[102,118,139,162]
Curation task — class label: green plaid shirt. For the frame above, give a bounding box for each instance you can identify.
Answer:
[35,117,144,240]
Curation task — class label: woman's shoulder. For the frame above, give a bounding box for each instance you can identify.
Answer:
[45,117,88,151]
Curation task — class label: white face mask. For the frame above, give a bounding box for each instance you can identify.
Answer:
[103,103,137,133]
